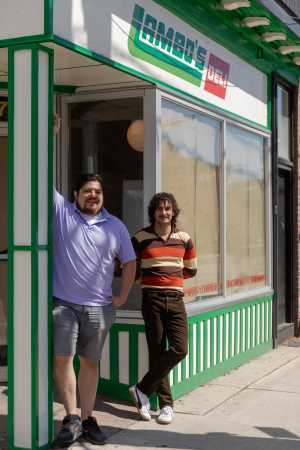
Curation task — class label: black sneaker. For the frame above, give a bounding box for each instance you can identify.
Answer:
[52,414,82,448]
[82,416,106,445]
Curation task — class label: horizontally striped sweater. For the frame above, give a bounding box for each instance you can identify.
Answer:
[132,226,197,292]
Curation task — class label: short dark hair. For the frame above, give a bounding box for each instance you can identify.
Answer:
[73,174,103,193]
[148,192,180,230]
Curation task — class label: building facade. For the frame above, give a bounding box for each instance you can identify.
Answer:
[0,1,300,449]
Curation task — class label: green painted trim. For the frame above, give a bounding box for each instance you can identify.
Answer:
[190,295,273,322]
[7,46,15,450]
[153,0,300,86]
[13,246,34,251]
[52,34,270,132]
[0,35,53,48]
[31,46,39,449]
[53,85,77,94]
[44,0,53,36]
[172,341,272,399]
[0,81,77,94]
[98,295,273,417]
[47,46,54,446]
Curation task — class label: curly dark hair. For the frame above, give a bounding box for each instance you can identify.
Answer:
[148,192,180,230]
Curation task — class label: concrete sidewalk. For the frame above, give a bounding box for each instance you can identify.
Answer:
[68,339,300,450]
[2,340,300,449]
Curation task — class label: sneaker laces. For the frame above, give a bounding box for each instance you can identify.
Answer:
[160,406,173,416]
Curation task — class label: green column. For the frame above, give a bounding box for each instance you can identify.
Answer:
[8,43,53,450]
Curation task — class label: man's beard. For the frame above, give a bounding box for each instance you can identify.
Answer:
[76,201,101,216]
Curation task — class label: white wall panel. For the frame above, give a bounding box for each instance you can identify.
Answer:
[118,332,129,384]
[38,251,48,446]
[138,332,149,380]
[100,334,110,379]
[38,51,49,246]
[0,1,44,40]
[14,252,31,448]
[14,50,31,245]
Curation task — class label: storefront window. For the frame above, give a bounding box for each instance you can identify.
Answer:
[68,97,143,309]
[161,99,221,301]
[277,85,291,161]
[226,125,266,294]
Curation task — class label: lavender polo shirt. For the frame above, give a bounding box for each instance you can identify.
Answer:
[53,189,136,306]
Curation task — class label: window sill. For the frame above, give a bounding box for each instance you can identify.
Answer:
[116,287,274,322]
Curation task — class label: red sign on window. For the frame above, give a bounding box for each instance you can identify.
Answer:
[204,54,230,99]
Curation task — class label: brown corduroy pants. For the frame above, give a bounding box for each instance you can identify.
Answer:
[138,289,188,408]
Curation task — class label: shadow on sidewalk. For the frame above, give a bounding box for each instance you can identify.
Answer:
[103,426,300,450]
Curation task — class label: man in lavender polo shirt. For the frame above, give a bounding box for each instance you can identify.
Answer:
[52,173,136,448]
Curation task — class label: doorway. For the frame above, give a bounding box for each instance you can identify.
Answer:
[272,76,295,344]
[277,169,292,327]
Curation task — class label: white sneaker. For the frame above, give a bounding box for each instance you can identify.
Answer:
[157,405,174,424]
[129,385,151,421]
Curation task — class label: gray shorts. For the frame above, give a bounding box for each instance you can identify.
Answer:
[53,298,116,362]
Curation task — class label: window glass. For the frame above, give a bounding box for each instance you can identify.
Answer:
[277,85,291,160]
[226,124,266,294]
[162,100,221,301]
[69,97,143,310]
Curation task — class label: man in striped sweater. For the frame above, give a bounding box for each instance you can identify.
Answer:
[129,192,197,424]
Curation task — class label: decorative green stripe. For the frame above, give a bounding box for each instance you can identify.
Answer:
[0,35,53,48]
[44,0,53,36]
[171,341,272,399]
[0,81,77,94]
[52,34,271,133]
[53,85,77,94]
[7,46,15,450]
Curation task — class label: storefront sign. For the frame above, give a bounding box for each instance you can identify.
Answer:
[129,4,230,100]
[53,0,268,127]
